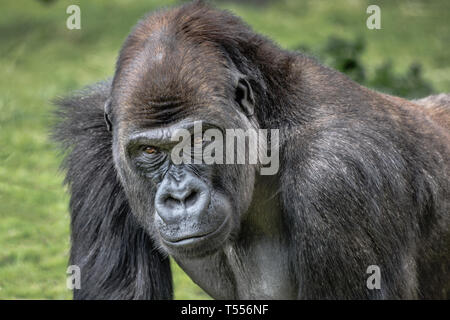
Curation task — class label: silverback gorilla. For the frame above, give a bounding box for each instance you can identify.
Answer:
[54,1,450,299]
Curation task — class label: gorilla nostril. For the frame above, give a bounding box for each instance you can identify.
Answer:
[164,196,182,210]
[185,190,199,208]
[155,176,211,225]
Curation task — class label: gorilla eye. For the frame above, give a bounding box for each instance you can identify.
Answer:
[142,146,158,155]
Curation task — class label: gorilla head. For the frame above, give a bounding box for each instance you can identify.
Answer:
[106,10,261,258]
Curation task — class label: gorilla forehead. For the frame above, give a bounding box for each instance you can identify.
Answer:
[111,16,234,123]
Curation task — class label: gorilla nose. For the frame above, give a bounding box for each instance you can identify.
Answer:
[155,175,210,225]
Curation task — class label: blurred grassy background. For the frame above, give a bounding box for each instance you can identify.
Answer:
[0,0,449,299]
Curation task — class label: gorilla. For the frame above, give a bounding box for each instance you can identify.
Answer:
[54,1,450,299]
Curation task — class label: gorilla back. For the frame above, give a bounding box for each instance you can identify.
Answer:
[54,2,450,299]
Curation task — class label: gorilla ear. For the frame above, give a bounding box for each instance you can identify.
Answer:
[235,78,255,117]
[104,98,113,132]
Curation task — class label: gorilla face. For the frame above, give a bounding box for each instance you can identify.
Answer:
[104,21,261,258]
[110,78,258,258]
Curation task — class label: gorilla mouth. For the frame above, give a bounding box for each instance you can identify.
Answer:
[159,216,231,255]
[164,230,216,244]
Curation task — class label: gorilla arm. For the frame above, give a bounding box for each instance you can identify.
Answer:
[279,121,430,299]
[53,81,173,299]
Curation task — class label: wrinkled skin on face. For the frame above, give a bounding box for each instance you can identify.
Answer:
[113,119,257,258]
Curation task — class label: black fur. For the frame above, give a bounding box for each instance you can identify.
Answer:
[53,1,450,299]
[53,82,172,299]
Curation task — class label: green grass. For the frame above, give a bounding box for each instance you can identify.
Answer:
[0,0,449,299]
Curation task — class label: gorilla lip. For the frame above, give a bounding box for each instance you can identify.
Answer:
[160,216,230,248]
